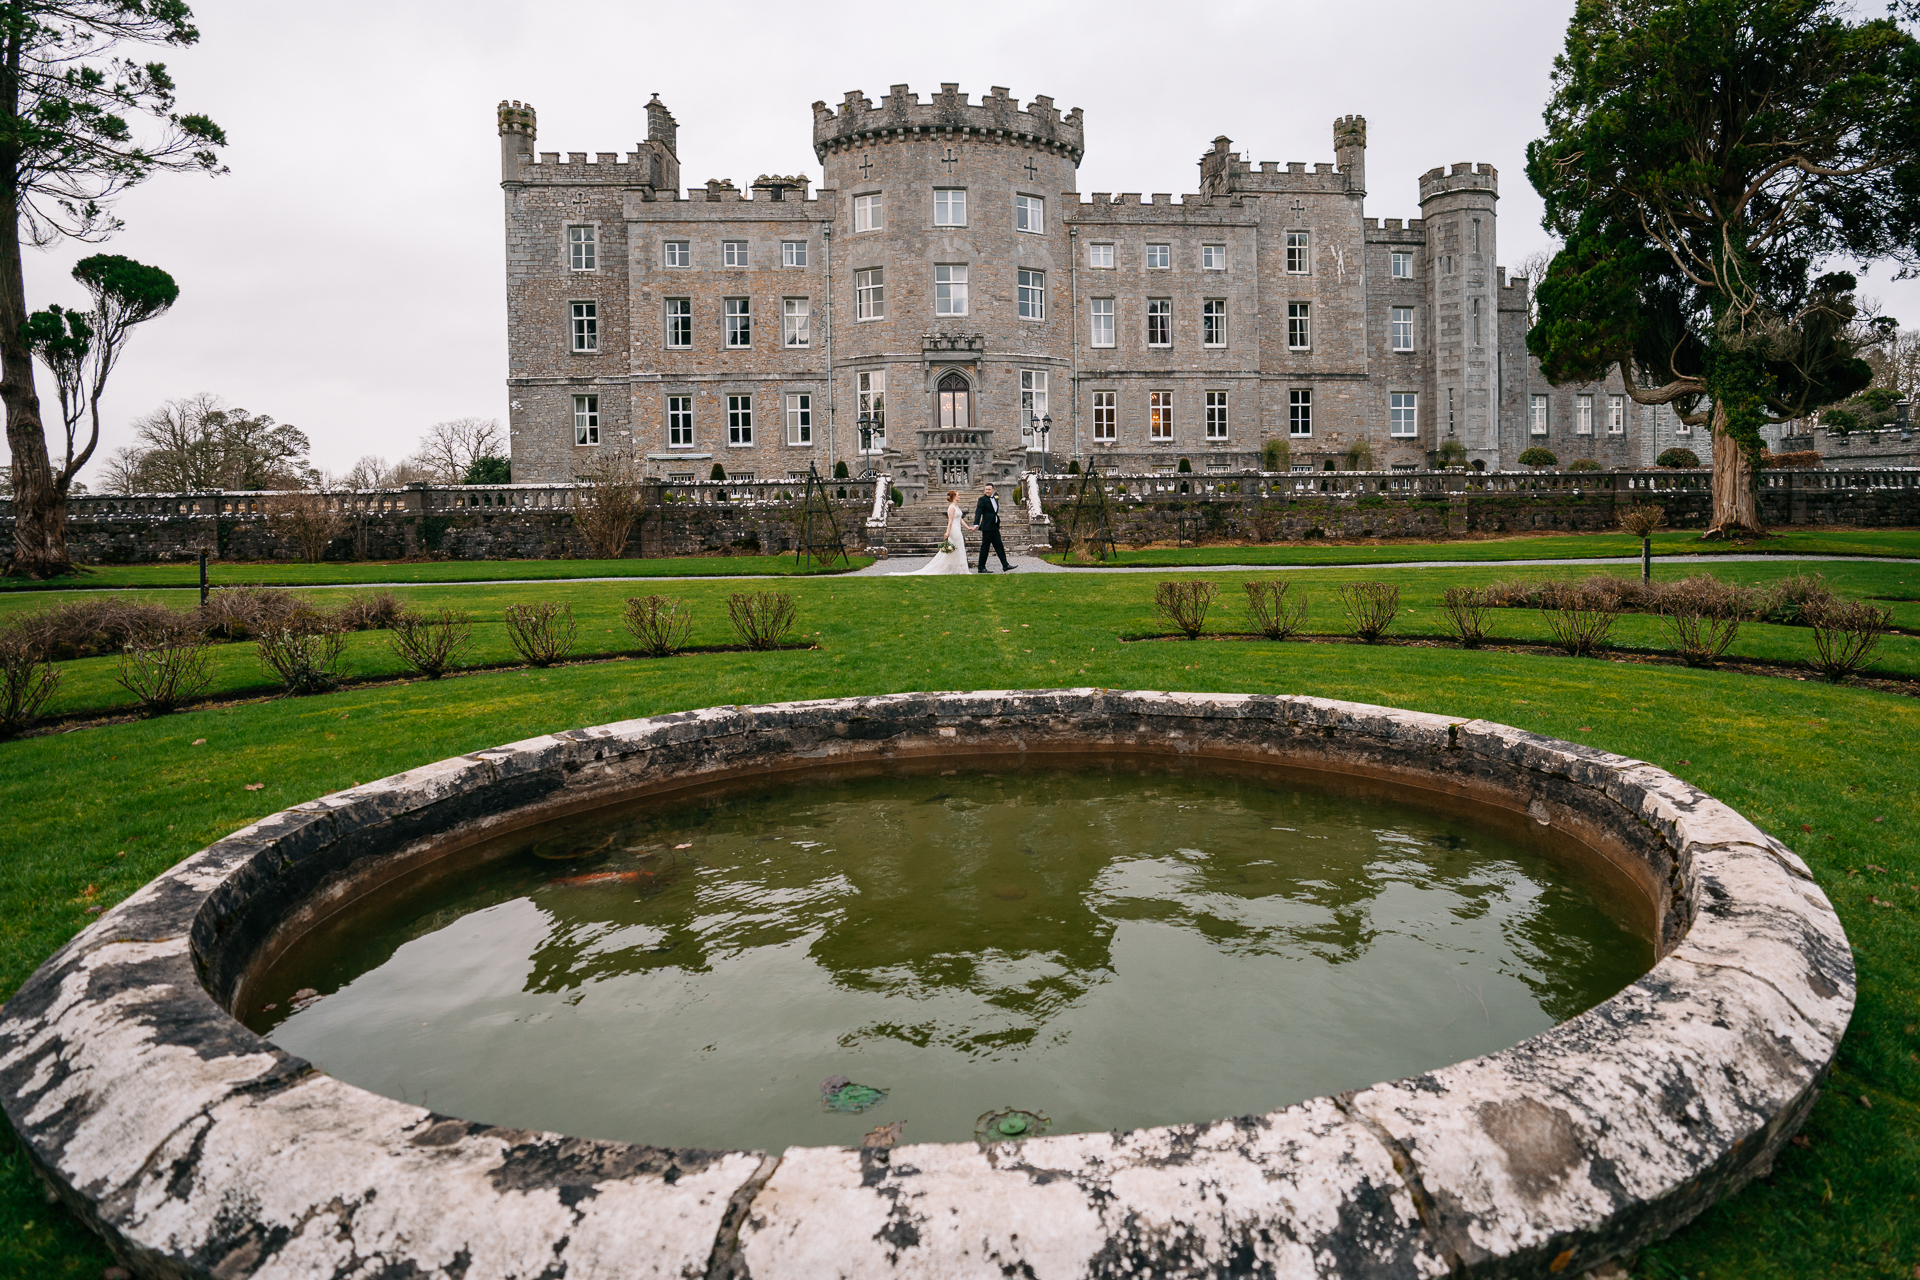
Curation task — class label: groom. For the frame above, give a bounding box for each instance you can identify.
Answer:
[971,482,1015,573]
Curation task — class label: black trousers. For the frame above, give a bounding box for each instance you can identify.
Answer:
[976,525,1011,571]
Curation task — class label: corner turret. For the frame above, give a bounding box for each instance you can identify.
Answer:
[641,93,680,192]
[497,100,536,183]
[1334,115,1366,195]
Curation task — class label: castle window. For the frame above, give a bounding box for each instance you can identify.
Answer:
[568,225,596,271]
[1150,391,1174,442]
[783,297,811,347]
[1021,370,1049,437]
[664,240,690,268]
[1092,390,1116,442]
[938,371,971,428]
[1286,232,1309,274]
[1472,296,1483,345]
[1391,306,1414,352]
[858,371,885,445]
[727,394,753,446]
[1015,193,1044,234]
[1391,251,1412,279]
[1206,391,1229,440]
[668,395,693,447]
[1146,298,1171,347]
[935,264,969,316]
[723,240,748,268]
[782,240,808,267]
[725,297,751,348]
[1088,243,1114,269]
[573,394,600,446]
[934,188,967,227]
[1577,394,1594,435]
[1289,389,1313,437]
[1202,299,1226,347]
[1145,243,1170,270]
[1090,297,1114,347]
[570,301,598,353]
[854,193,883,232]
[1287,301,1310,350]
[855,267,885,320]
[1018,268,1045,321]
[1609,394,1627,434]
[1530,394,1548,436]
[665,297,692,349]
[1202,244,1226,270]
[785,393,812,445]
[1390,392,1418,437]
[1471,218,1481,253]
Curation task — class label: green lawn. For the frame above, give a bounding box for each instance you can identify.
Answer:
[2,562,1916,1279]
[0,551,873,592]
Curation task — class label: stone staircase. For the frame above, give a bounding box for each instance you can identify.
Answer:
[876,498,1045,558]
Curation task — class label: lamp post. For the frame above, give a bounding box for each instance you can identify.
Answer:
[1021,411,1055,474]
[855,413,879,479]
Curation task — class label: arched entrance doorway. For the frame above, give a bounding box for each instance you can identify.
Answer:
[933,370,979,486]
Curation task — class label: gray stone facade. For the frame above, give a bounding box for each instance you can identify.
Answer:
[499,87,1688,490]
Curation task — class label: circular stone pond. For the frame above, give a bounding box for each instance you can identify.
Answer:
[0,691,1854,1279]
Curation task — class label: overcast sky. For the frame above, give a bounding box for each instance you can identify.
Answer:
[15,0,1919,483]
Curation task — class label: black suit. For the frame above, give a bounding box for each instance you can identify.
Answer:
[972,492,1012,571]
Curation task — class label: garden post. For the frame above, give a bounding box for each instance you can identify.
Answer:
[199,550,209,606]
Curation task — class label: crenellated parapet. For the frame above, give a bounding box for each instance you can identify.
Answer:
[1198,133,1358,197]
[1418,162,1499,204]
[810,83,1084,163]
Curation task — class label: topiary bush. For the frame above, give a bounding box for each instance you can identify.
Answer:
[709,462,727,481]
[1517,447,1559,468]
[1567,458,1602,472]
[1177,457,1192,473]
[834,460,849,479]
[1656,447,1701,468]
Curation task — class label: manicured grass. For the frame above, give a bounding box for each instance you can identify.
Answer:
[2,566,1916,1279]
[0,551,873,592]
[1041,526,1920,568]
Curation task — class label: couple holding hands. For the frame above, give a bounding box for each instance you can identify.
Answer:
[910,481,1017,576]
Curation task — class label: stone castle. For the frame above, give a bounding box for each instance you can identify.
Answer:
[498,85,1687,490]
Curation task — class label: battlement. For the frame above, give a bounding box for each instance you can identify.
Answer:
[500,95,680,191]
[810,83,1085,162]
[1363,216,1425,236]
[498,100,536,137]
[1418,161,1499,204]
[1198,132,1358,197]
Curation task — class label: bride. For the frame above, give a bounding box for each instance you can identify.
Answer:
[909,489,973,575]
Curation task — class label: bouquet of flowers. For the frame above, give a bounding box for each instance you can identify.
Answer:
[938,539,956,553]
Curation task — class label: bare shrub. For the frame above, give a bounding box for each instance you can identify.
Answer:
[728,591,798,651]
[1543,580,1620,656]
[116,618,213,715]
[573,454,648,559]
[1657,576,1746,667]
[1242,580,1306,640]
[1440,586,1491,647]
[267,491,348,564]
[1757,572,1838,626]
[1480,577,1545,609]
[389,608,473,679]
[1618,501,1667,541]
[0,630,60,736]
[506,602,578,667]
[256,609,350,695]
[196,587,303,641]
[1806,599,1889,683]
[1154,580,1219,639]
[625,595,694,657]
[333,590,404,632]
[1339,582,1400,643]
[11,598,186,659]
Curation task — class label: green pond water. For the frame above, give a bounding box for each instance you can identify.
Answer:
[251,760,1653,1151]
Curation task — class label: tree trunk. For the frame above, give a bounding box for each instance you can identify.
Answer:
[1704,400,1762,538]
[0,206,67,577]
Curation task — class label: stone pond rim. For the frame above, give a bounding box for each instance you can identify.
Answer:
[0,690,1854,1279]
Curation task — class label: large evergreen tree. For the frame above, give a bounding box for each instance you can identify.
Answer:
[1526,0,1920,535]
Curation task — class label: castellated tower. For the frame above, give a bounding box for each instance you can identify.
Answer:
[1333,116,1366,196]
[1419,163,1500,469]
[497,101,535,182]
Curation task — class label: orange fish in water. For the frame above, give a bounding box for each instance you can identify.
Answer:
[547,870,653,887]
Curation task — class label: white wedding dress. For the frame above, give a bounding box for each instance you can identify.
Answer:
[909,502,972,575]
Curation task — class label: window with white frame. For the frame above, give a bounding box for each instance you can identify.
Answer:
[1391,306,1414,352]
[853,193,883,232]
[1675,410,1691,436]
[782,240,808,267]
[570,301,598,352]
[1092,390,1116,441]
[727,394,753,446]
[1088,242,1114,269]
[785,393,812,445]
[725,297,751,347]
[1390,392,1418,437]
[1018,268,1045,320]
[1609,394,1626,434]
[1021,370,1049,439]
[1390,250,1412,279]
[1202,244,1226,270]
[664,240,690,268]
[783,297,810,347]
[1014,193,1044,233]
[935,263,969,316]
[1287,301,1310,350]
[722,240,748,267]
[1530,394,1549,436]
[568,225,596,271]
[1205,391,1229,440]
[934,188,967,226]
[855,267,885,320]
[573,394,599,445]
[665,297,692,348]
[1150,390,1174,441]
[1448,387,1457,434]
[1286,231,1309,273]
[1147,298,1171,347]
[1289,388,1313,437]
[668,394,693,447]
[1203,299,1226,347]
[1577,393,1594,435]
[1090,297,1115,347]
[858,370,885,446]
[1146,243,1170,270]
